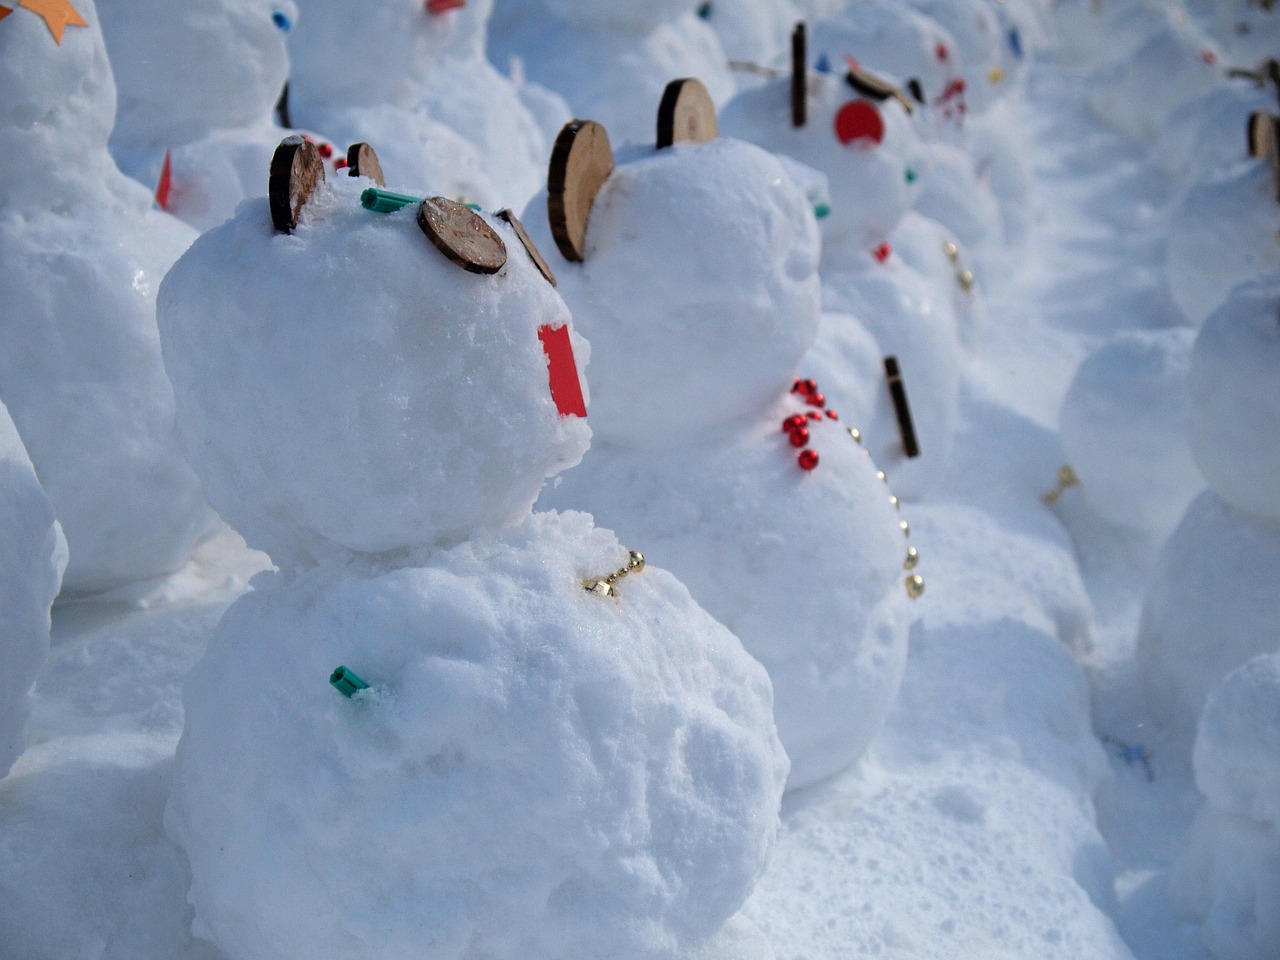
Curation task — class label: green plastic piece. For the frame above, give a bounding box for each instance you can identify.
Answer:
[698,1,713,19]
[330,665,370,698]
[462,201,482,212]
[904,168,917,184]
[360,188,423,213]
[813,202,831,220]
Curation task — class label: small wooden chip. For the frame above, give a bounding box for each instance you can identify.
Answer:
[268,135,325,234]
[497,209,556,286]
[656,77,719,148]
[417,197,507,274]
[547,120,615,263]
[884,355,921,459]
[345,142,386,185]
[791,22,807,128]
[845,65,915,114]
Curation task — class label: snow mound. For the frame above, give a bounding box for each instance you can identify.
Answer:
[0,402,66,778]
[168,510,788,960]
[1059,328,1202,539]
[1195,653,1280,828]
[158,174,591,566]
[1189,275,1280,519]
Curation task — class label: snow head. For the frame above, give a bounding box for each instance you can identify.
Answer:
[158,159,592,566]
[525,120,822,447]
[99,0,295,152]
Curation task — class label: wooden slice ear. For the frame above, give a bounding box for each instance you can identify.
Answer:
[845,65,915,115]
[269,135,325,234]
[791,22,807,128]
[547,120,615,263]
[345,143,386,185]
[417,197,508,275]
[657,77,719,148]
[497,208,556,286]
[1248,111,1277,158]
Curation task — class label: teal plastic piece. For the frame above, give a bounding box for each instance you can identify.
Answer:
[330,665,370,698]
[462,201,482,212]
[813,202,831,220]
[360,188,423,213]
[904,168,917,184]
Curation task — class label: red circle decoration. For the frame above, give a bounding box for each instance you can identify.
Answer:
[834,100,885,146]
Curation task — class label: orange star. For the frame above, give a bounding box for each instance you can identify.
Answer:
[18,0,87,44]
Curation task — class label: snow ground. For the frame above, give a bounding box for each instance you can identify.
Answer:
[0,51,1228,960]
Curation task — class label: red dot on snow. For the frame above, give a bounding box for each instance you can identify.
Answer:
[834,100,885,145]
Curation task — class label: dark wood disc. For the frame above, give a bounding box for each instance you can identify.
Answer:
[268,135,324,234]
[416,197,507,274]
[345,143,386,185]
[546,120,615,263]
[656,77,719,148]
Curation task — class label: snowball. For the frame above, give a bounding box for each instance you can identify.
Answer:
[523,138,821,447]
[1189,276,1280,519]
[0,402,66,778]
[1088,20,1223,142]
[0,0,216,594]
[1194,653,1280,828]
[167,511,788,960]
[891,211,989,350]
[1170,807,1280,960]
[1137,491,1280,741]
[1154,80,1276,191]
[1059,328,1203,538]
[1167,162,1280,327]
[158,174,591,566]
[542,405,916,791]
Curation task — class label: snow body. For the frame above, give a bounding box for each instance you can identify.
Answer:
[528,136,917,791]
[0,402,66,779]
[0,0,215,594]
[97,0,299,230]
[159,168,788,960]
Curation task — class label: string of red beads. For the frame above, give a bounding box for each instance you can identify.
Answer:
[784,378,840,471]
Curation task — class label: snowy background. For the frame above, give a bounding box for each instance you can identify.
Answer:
[1,0,1278,958]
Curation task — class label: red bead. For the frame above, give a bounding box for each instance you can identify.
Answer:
[792,377,803,392]
[334,158,348,169]
[798,449,819,470]
[806,392,825,408]
[873,243,891,263]
[936,42,949,61]
[789,426,810,447]
[1202,49,1217,65]
[826,409,839,419]
[782,414,807,432]
[317,142,333,158]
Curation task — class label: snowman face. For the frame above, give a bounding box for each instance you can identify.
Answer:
[535,137,822,446]
[102,0,294,146]
[159,171,591,564]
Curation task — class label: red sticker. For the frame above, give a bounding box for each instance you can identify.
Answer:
[834,100,884,145]
[155,149,173,211]
[425,0,465,13]
[538,324,587,418]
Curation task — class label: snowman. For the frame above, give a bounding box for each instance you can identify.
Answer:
[158,139,788,960]
[526,88,921,791]
[1166,123,1280,325]
[0,0,215,595]
[488,0,734,145]
[0,401,66,779]
[96,0,309,231]
[720,40,966,499]
[1170,652,1280,960]
[1136,275,1280,742]
[288,0,558,207]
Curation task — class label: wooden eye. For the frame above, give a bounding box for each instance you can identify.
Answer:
[417,197,507,275]
[656,77,719,149]
[345,142,386,186]
[268,136,325,234]
[546,119,615,263]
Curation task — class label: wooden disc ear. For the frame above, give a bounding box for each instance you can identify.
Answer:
[791,22,807,128]
[497,208,556,286]
[845,65,915,115]
[345,143,386,185]
[1248,111,1276,158]
[417,197,508,274]
[657,77,719,148]
[547,120,615,263]
[269,135,325,234]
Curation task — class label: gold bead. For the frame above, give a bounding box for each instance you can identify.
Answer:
[957,269,974,292]
[987,66,1005,85]
[899,518,910,537]
[889,495,899,510]
[583,579,614,597]
[903,545,919,570]
[627,551,645,573]
[943,241,959,261]
[848,427,862,444]
[875,470,887,483]
[1058,465,1079,487]
[905,573,925,599]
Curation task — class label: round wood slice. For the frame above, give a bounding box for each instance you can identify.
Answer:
[1248,111,1276,159]
[345,142,386,185]
[268,135,325,234]
[417,197,507,274]
[497,208,556,286]
[547,120,615,263]
[656,77,719,148]
[845,66,914,114]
